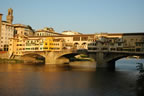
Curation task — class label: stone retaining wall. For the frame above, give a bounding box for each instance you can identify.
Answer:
[0,51,9,59]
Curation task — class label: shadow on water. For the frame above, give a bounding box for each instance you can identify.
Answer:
[89,69,136,96]
[136,63,144,96]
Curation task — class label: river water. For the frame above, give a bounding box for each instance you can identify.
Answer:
[0,58,144,96]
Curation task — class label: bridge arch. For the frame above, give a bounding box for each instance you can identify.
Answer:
[57,52,78,62]
[104,53,143,70]
[42,50,78,64]
[92,52,144,69]
[21,53,45,64]
[106,55,129,70]
[57,53,78,58]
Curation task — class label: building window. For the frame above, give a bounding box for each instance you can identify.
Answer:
[81,37,88,41]
[44,47,48,49]
[118,43,122,46]
[73,37,80,41]
[26,48,30,50]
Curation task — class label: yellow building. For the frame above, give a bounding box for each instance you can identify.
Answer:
[42,37,64,51]
[25,37,41,52]
[9,35,27,56]
[9,36,64,56]
[43,37,54,51]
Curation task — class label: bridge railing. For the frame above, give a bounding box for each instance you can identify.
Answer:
[88,48,144,53]
[20,47,144,54]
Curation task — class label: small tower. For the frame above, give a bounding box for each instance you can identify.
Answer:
[6,8,13,24]
[0,13,2,36]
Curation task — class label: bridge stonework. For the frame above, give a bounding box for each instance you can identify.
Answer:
[88,51,144,69]
[12,49,144,69]
[20,50,76,64]
[44,51,73,64]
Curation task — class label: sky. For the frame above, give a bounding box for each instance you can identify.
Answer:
[0,0,144,34]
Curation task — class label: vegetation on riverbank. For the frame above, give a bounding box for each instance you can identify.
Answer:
[70,54,94,62]
[0,58,24,64]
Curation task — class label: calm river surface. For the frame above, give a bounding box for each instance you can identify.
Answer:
[0,58,144,96]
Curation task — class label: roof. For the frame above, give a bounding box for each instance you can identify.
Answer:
[28,34,95,38]
[35,30,62,35]
[2,21,13,26]
[62,31,82,34]
[123,33,144,36]
[13,24,27,28]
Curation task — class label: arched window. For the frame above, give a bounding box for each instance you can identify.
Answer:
[74,42,79,46]
[82,42,86,45]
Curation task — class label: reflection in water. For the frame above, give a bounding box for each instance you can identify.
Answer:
[136,63,144,96]
[0,64,72,72]
[0,58,143,96]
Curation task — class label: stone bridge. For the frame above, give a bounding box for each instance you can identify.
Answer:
[12,48,144,69]
[21,49,78,64]
[88,51,144,69]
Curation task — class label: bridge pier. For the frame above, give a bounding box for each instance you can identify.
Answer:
[89,52,116,70]
[45,52,57,64]
[88,52,107,68]
[44,51,73,64]
[88,51,144,70]
[95,52,107,68]
[107,60,115,70]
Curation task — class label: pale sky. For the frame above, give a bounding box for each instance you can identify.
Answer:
[0,0,144,33]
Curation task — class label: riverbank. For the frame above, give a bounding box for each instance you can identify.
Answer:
[0,58,45,64]
[0,58,24,64]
